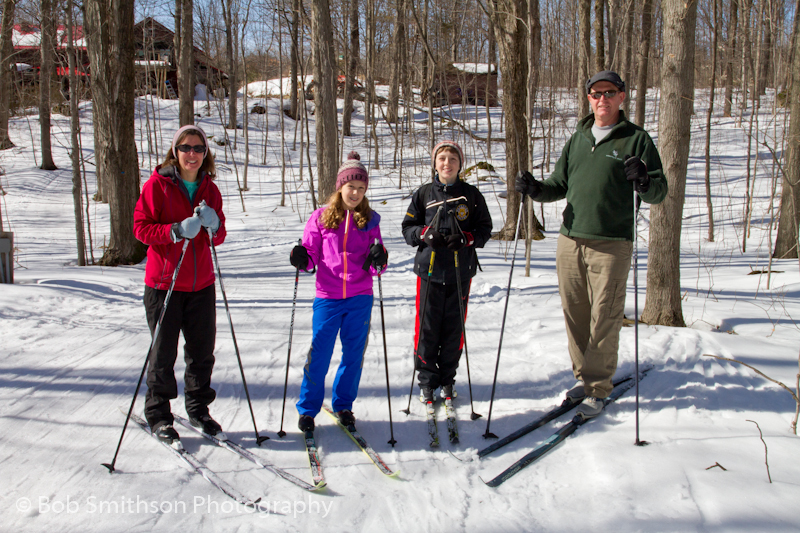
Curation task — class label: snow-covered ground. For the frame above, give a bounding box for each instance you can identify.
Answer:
[1,88,798,532]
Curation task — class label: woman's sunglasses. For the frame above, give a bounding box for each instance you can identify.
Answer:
[176,144,207,154]
[589,90,619,100]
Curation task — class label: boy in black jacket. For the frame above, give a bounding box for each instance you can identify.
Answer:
[401,140,493,405]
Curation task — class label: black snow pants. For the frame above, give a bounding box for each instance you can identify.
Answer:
[414,276,471,390]
[143,284,217,428]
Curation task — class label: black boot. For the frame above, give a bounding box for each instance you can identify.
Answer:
[335,409,356,427]
[298,415,315,433]
[189,413,225,439]
[152,421,180,446]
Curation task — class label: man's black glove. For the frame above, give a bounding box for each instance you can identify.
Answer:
[624,155,650,193]
[515,170,543,199]
[445,233,466,251]
[290,244,309,271]
[367,242,388,270]
[422,227,446,249]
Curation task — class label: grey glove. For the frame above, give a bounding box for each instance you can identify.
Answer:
[515,170,543,199]
[171,215,202,242]
[194,203,220,233]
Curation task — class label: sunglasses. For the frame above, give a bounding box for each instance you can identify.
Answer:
[176,144,207,154]
[589,90,619,100]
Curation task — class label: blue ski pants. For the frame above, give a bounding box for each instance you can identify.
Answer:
[297,294,372,417]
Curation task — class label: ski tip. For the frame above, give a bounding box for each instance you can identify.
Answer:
[101,462,115,474]
[311,482,328,491]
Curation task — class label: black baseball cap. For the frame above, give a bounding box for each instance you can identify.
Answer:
[586,71,626,94]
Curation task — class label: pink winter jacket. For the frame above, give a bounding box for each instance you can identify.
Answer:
[302,207,385,299]
[133,165,226,292]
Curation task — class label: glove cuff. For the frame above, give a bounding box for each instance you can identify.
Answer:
[464,232,474,246]
[170,223,182,243]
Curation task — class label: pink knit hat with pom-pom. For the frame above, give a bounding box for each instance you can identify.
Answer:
[336,151,369,190]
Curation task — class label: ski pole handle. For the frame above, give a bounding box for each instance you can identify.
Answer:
[362,237,380,272]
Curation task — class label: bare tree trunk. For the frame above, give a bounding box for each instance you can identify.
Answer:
[492,0,528,239]
[578,0,591,118]
[342,0,359,136]
[290,0,299,120]
[67,0,85,265]
[311,0,339,200]
[621,0,634,117]
[774,0,800,259]
[84,0,146,266]
[634,0,654,127]
[641,0,697,327]
[386,0,405,123]
[758,0,772,96]
[222,0,237,130]
[594,0,606,71]
[723,0,739,117]
[39,0,57,170]
[176,0,195,126]
[705,0,719,243]
[0,0,16,149]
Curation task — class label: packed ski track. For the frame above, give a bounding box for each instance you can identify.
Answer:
[1,88,799,532]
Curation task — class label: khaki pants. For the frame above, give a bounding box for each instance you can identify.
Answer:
[556,234,631,398]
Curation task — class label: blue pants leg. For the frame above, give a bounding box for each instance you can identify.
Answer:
[296,298,341,418]
[331,294,372,413]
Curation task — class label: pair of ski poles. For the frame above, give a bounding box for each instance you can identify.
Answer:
[103,204,266,474]
[275,239,398,446]
[481,192,646,446]
[399,197,482,421]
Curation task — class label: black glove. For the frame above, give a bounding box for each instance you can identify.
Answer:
[624,155,650,193]
[422,227,446,249]
[367,242,388,270]
[290,244,309,271]
[445,233,466,251]
[515,170,543,199]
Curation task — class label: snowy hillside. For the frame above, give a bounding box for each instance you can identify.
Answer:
[1,89,798,532]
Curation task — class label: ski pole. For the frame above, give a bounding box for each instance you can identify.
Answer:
[277,239,302,437]
[205,217,270,445]
[632,190,648,446]
[363,238,397,446]
[482,199,525,439]
[450,211,481,420]
[401,249,435,415]
[401,205,444,415]
[103,237,190,473]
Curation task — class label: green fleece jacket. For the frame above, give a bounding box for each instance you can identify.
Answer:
[536,111,668,241]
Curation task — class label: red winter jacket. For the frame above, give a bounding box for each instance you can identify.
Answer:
[133,165,226,292]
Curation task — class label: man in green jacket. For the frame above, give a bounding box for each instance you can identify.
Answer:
[516,70,667,419]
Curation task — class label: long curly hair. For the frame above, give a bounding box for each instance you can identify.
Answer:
[320,190,372,230]
[161,128,216,180]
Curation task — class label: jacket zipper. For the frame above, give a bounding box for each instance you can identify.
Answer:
[342,212,350,298]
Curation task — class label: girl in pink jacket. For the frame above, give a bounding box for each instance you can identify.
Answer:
[289,152,388,432]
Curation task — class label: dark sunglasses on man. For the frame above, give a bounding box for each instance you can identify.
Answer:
[589,90,619,100]
[176,144,207,154]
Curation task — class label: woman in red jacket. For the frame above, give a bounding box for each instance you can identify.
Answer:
[133,125,226,446]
